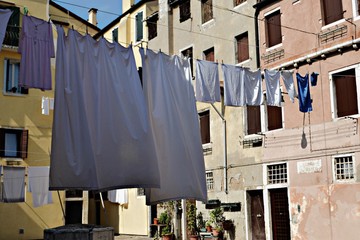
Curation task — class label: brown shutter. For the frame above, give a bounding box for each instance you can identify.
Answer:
[267,106,282,131]
[266,11,282,47]
[237,32,249,63]
[0,128,4,157]
[199,111,210,144]
[334,69,358,117]
[202,0,213,23]
[247,106,261,135]
[323,0,343,25]
[358,0,360,16]
[20,129,28,159]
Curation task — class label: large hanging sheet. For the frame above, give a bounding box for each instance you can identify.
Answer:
[50,27,160,191]
[140,48,207,204]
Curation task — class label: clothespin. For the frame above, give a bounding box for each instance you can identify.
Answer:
[24,7,28,16]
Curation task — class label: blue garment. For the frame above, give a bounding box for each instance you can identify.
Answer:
[296,73,312,113]
[311,72,319,86]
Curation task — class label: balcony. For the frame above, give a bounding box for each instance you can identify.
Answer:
[3,25,20,48]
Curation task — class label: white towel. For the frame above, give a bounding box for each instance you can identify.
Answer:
[195,60,221,103]
[28,166,53,207]
[281,71,297,103]
[42,97,50,115]
[3,166,25,203]
[244,68,263,106]
[264,69,281,106]
[221,64,245,106]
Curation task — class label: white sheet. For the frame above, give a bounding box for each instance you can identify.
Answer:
[3,166,25,202]
[140,48,207,205]
[108,189,128,205]
[28,166,53,207]
[244,68,263,106]
[221,64,245,106]
[50,27,160,191]
[264,69,281,106]
[281,70,297,103]
[195,60,221,103]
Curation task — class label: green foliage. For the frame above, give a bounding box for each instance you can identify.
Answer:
[159,211,171,225]
[187,202,197,235]
[196,212,205,230]
[209,207,225,230]
[161,225,172,236]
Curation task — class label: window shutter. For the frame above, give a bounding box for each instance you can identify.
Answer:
[136,12,143,41]
[358,0,360,16]
[202,0,213,23]
[112,28,118,42]
[334,69,358,117]
[247,106,261,135]
[237,33,249,63]
[20,129,28,159]
[0,129,4,157]
[266,11,282,47]
[267,106,282,131]
[322,0,343,25]
[180,0,191,22]
[200,112,210,144]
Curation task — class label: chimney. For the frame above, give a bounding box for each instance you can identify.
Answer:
[122,0,135,13]
[88,8,98,26]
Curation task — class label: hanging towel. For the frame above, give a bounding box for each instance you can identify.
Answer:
[41,97,50,115]
[296,73,313,112]
[140,48,207,205]
[244,68,263,105]
[18,15,55,90]
[108,189,128,205]
[281,70,297,103]
[311,72,319,86]
[28,166,53,207]
[221,64,245,106]
[195,59,221,103]
[0,9,12,51]
[264,69,281,106]
[3,166,25,203]
[50,27,160,191]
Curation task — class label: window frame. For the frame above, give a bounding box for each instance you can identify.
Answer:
[201,0,213,24]
[199,109,210,145]
[203,47,215,62]
[179,0,191,22]
[180,45,194,77]
[3,59,28,96]
[329,64,360,119]
[135,11,144,43]
[332,153,356,182]
[234,0,247,8]
[264,8,282,49]
[0,128,28,159]
[146,13,158,41]
[137,188,145,197]
[235,32,250,64]
[206,171,214,191]
[352,0,360,20]
[321,0,344,26]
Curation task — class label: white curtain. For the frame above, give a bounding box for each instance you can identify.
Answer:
[50,27,160,191]
[140,48,207,205]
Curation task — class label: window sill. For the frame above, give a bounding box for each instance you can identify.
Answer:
[321,19,346,30]
[201,19,215,30]
[236,58,251,66]
[265,43,283,52]
[233,1,247,10]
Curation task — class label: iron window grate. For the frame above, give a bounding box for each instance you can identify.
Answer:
[267,163,287,184]
[334,156,354,180]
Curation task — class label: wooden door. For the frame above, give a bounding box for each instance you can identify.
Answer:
[270,188,291,240]
[248,190,266,240]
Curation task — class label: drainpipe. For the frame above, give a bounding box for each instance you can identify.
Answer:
[254,7,261,68]
[210,103,228,194]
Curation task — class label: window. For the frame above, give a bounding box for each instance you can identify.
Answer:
[3,59,28,95]
[180,0,191,22]
[267,105,282,131]
[147,13,158,40]
[204,47,214,62]
[199,110,210,144]
[135,11,143,42]
[112,28,118,43]
[201,0,213,23]
[265,10,282,48]
[137,188,145,196]
[181,47,193,77]
[357,0,360,16]
[322,0,343,25]
[334,154,355,181]
[235,32,249,63]
[234,0,246,7]
[247,106,261,135]
[206,171,214,190]
[0,128,28,159]
[332,68,358,118]
[0,6,20,47]
[267,163,287,184]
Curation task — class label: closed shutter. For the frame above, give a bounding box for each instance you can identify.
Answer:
[0,129,4,157]
[266,11,282,48]
[199,111,210,144]
[322,0,343,25]
[247,106,261,135]
[136,12,143,41]
[334,69,358,117]
[202,0,213,23]
[180,0,191,22]
[267,106,282,131]
[237,32,249,63]
[358,0,360,15]
[20,130,28,159]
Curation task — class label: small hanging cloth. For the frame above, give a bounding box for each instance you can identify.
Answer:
[281,70,297,103]
[264,69,281,106]
[296,73,313,112]
[195,59,221,103]
[244,68,263,106]
[221,64,246,106]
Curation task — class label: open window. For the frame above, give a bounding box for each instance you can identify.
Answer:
[147,12,158,41]
[204,47,215,62]
[4,59,28,95]
[180,0,191,22]
[0,128,28,159]
[0,5,20,47]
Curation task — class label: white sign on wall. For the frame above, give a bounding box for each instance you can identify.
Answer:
[297,159,322,174]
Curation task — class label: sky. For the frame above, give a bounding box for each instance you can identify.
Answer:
[53,0,123,29]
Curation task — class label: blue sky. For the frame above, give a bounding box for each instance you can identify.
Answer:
[53,0,123,29]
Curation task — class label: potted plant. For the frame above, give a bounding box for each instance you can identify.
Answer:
[212,225,223,237]
[205,221,212,232]
[187,202,198,240]
[161,225,173,240]
[196,212,206,232]
[209,207,225,237]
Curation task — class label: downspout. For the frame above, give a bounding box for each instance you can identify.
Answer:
[254,7,261,68]
[210,103,228,194]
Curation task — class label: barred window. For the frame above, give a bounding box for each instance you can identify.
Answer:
[267,163,287,184]
[137,188,145,196]
[334,155,354,181]
[206,171,214,190]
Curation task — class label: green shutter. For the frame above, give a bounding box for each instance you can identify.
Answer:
[136,12,143,41]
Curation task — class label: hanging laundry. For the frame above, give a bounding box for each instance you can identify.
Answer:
[0,9,12,51]
[3,166,25,203]
[49,98,54,110]
[50,27,160,191]
[264,69,281,106]
[195,59,221,103]
[296,73,313,112]
[244,68,263,105]
[28,166,53,207]
[311,72,319,86]
[108,189,128,205]
[41,96,49,115]
[221,64,245,106]
[140,48,207,205]
[0,166,2,202]
[18,15,54,90]
[281,70,297,103]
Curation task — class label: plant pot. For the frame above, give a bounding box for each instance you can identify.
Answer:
[212,229,221,237]
[189,235,199,240]
[162,233,173,240]
[206,226,212,232]
[154,218,159,225]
